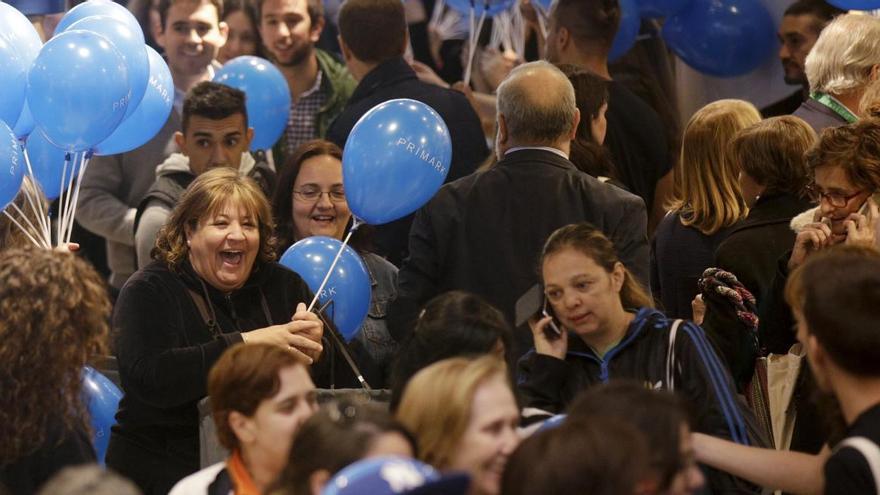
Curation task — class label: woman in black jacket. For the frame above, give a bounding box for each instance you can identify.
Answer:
[106,168,323,495]
[519,223,765,494]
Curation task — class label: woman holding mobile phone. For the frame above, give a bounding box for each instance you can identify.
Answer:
[518,222,764,494]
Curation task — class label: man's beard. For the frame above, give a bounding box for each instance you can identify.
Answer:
[272,43,313,68]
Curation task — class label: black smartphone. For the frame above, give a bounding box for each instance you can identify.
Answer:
[515,284,563,339]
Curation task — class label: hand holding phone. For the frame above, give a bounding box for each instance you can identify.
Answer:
[845,197,880,249]
[515,284,568,359]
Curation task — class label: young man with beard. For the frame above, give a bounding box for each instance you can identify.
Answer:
[257,0,356,161]
[761,0,844,118]
[77,0,229,291]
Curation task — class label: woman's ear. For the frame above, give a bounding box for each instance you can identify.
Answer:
[228,410,256,446]
[611,261,626,293]
[309,469,331,495]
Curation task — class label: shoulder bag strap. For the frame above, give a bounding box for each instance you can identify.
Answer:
[838,436,880,494]
[667,319,683,392]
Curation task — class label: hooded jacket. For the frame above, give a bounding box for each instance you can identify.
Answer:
[517,307,765,493]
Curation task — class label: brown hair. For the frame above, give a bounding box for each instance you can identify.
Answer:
[396,356,509,469]
[669,99,759,235]
[731,116,816,199]
[541,223,653,309]
[254,0,322,26]
[270,398,417,495]
[338,0,406,64]
[550,0,620,52]
[0,177,46,250]
[557,63,617,179]
[805,118,880,193]
[501,416,650,495]
[0,248,110,463]
[209,343,310,451]
[785,245,880,376]
[154,167,277,269]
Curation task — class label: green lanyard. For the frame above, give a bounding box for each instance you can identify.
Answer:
[811,92,859,123]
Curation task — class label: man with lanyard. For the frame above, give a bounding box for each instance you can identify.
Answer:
[793,13,880,132]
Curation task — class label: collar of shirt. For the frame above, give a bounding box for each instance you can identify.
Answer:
[505,146,569,160]
[298,69,324,101]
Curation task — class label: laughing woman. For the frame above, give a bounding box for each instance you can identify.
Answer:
[272,139,398,387]
[106,168,324,495]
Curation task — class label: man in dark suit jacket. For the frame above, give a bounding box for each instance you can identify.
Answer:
[326,0,489,266]
[389,61,649,359]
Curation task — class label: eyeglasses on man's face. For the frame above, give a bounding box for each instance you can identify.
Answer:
[805,184,864,208]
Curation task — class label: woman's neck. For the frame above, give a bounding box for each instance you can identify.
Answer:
[241,447,280,492]
[581,308,635,355]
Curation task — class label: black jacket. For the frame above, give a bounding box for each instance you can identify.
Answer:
[0,422,95,495]
[517,307,765,494]
[389,149,649,360]
[106,260,312,494]
[326,57,489,266]
[792,98,849,134]
[715,193,813,305]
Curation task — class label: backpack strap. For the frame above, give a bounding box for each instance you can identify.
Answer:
[667,319,683,391]
[186,285,221,339]
[837,436,880,494]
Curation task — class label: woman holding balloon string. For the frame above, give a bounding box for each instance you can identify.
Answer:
[107,168,324,495]
[0,247,112,493]
[272,139,397,388]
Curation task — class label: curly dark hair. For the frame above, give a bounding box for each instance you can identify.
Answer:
[0,248,110,463]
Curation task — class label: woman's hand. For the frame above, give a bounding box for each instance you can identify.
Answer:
[410,60,449,89]
[242,303,324,363]
[529,315,567,360]
[789,216,834,270]
[691,294,706,326]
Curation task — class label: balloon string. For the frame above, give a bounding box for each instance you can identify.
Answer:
[9,201,51,249]
[59,152,79,247]
[64,152,90,245]
[463,7,488,86]
[57,153,71,246]
[3,209,46,248]
[21,148,52,246]
[305,217,364,313]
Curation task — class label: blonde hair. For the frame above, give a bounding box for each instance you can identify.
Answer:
[154,167,277,269]
[730,116,816,198]
[669,99,759,235]
[805,14,880,95]
[396,356,509,469]
[859,77,880,118]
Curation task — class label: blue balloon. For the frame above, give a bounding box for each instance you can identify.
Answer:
[828,0,880,9]
[639,0,693,18]
[446,0,516,15]
[609,0,639,61]
[13,102,35,140]
[279,237,371,341]
[25,129,72,200]
[82,366,122,465]
[0,36,26,127]
[68,16,150,119]
[662,0,775,77]
[55,0,144,40]
[214,56,291,151]
[0,120,25,211]
[0,2,43,63]
[28,29,130,151]
[322,457,462,495]
[95,46,174,156]
[342,99,451,225]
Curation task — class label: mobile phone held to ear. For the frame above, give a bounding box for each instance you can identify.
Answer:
[515,284,563,339]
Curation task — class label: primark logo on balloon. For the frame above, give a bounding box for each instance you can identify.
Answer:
[8,134,18,176]
[150,75,172,105]
[396,138,447,175]
[111,93,131,113]
[319,286,338,299]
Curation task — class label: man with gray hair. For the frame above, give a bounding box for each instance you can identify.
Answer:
[794,13,880,132]
[389,61,649,360]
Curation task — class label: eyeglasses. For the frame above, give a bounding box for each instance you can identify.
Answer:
[805,184,864,208]
[293,187,346,203]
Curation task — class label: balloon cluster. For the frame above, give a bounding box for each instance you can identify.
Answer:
[0,0,173,209]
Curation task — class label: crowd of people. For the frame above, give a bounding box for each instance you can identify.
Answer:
[4,0,880,494]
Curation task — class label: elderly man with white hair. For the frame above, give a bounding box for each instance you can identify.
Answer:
[794,13,880,132]
[389,61,649,361]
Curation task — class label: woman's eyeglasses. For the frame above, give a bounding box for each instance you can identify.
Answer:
[805,184,864,208]
[293,187,346,203]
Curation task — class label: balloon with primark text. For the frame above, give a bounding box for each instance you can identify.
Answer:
[342,99,451,225]
[0,120,25,211]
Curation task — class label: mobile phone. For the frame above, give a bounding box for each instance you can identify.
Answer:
[542,298,562,337]
[514,284,563,340]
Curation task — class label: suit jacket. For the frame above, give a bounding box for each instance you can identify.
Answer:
[326,57,489,265]
[792,98,848,134]
[389,149,650,359]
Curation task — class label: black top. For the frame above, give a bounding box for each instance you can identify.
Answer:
[389,148,649,359]
[0,423,95,495]
[761,89,805,118]
[825,403,880,495]
[603,81,671,211]
[326,57,489,266]
[652,212,732,319]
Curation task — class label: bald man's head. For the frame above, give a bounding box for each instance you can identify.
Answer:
[496,61,579,146]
